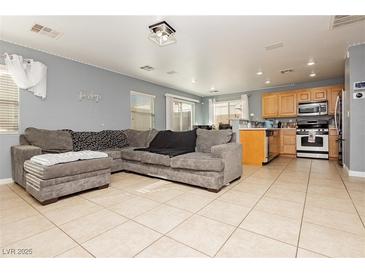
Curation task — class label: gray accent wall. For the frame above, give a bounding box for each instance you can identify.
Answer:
[0,40,203,179]
[346,44,365,173]
[201,77,344,124]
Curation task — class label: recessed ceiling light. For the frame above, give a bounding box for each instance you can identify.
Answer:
[309,72,316,77]
[256,71,263,76]
[265,80,271,84]
[191,78,196,84]
[307,60,315,66]
[210,86,215,90]
[140,65,154,71]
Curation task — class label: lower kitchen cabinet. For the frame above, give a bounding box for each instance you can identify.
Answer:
[329,129,339,159]
[280,129,296,156]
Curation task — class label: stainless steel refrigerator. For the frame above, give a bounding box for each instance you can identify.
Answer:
[335,90,345,166]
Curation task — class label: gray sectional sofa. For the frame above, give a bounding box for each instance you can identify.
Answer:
[11,127,242,203]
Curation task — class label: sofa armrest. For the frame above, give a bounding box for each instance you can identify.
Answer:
[211,143,242,185]
[11,145,42,188]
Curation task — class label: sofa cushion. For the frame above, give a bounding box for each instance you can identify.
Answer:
[124,129,158,147]
[70,130,128,151]
[170,152,224,172]
[120,147,146,162]
[141,152,171,167]
[196,129,232,153]
[102,150,122,159]
[24,157,112,180]
[24,127,73,153]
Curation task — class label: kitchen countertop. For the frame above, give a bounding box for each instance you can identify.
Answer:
[239,128,281,131]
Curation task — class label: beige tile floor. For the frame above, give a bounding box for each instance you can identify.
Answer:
[1,157,364,258]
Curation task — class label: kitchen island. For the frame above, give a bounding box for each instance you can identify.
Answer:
[239,128,281,165]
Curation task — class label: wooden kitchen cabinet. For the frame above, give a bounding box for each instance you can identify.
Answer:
[327,86,342,115]
[310,87,327,101]
[296,89,311,103]
[280,129,296,156]
[262,94,278,118]
[261,84,343,118]
[278,92,297,117]
[329,128,339,159]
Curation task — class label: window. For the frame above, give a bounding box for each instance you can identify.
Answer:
[172,100,194,131]
[213,99,242,127]
[166,94,197,131]
[130,91,155,130]
[0,65,19,133]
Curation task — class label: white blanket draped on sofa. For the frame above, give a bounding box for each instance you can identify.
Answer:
[30,151,108,166]
[4,53,47,99]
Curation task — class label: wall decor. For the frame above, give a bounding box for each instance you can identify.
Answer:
[79,90,102,103]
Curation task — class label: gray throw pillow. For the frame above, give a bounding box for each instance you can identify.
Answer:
[124,129,158,147]
[196,129,232,153]
[24,127,73,153]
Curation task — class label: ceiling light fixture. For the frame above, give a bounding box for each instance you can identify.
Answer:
[309,72,316,77]
[210,86,215,90]
[148,21,176,47]
[265,80,271,84]
[192,78,196,84]
[307,60,315,66]
[256,71,263,76]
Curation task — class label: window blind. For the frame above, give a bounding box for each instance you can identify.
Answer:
[0,65,19,133]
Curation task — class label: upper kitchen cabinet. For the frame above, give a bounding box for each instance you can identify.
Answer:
[296,89,311,103]
[278,92,297,117]
[262,94,278,118]
[327,85,343,115]
[310,87,327,101]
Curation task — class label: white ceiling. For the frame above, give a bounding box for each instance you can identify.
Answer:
[1,16,364,96]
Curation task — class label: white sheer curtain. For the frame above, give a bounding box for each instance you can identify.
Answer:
[4,53,47,99]
[208,98,215,125]
[165,95,174,130]
[241,94,249,120]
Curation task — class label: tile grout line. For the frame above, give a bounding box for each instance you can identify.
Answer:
[212,160,293,257]
[334,163,365,229]
[294,159,312,258]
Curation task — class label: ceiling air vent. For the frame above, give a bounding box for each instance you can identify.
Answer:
[265,42,284,51]
[30,23,62,39]
[210,90,219,93]
[140,65,154,71]
[280,68,294,74]
[331,15,365,29]
[166,70,177,75]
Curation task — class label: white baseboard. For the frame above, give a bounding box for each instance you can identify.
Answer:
[344,164,365,178]
[0,178,13,185]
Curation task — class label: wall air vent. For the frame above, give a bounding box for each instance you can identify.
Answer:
[330,15,365,29]
[265,42,284,51]
[140,65,154,71]
[30,23,62,39]
[280,68,294,74]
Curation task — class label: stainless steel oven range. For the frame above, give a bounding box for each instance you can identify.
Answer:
[296,119,329,159]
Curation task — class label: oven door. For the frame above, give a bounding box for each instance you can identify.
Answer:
[297,103,320,116]
[296,132,328,152]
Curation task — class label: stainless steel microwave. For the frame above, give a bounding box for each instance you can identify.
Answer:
[297,101,328,116]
